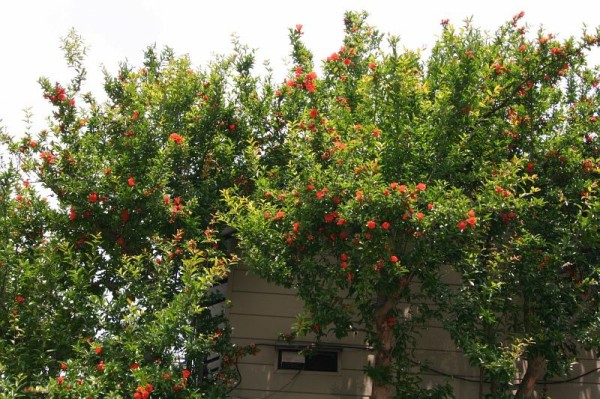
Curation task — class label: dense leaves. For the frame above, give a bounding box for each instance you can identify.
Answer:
[1,31,266,398]
[224,11,600,399]
[1,11,599,399]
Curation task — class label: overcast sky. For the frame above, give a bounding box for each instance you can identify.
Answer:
[1,0,599,138]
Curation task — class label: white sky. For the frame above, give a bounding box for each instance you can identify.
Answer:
[1,0,599,138]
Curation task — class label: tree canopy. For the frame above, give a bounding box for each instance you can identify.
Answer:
[1,10,599,399]
[224,11,600,399]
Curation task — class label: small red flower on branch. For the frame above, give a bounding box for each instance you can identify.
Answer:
[169,133,184,144]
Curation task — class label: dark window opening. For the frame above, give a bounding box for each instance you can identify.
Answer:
[277,349,338,372]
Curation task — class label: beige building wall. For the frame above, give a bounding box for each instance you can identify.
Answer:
[226,265,600,399]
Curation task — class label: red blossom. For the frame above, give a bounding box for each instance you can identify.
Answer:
[415,183,427,191]
[69,207,77,221]
[381,221,391,230]
[366,220,377,229]
[386,316,396,327]
[15,295,24,303]
[97,361,104,372]
[132,110,140,121]
[343,58,352,66]
[295,24,303,34]
[128,177,135,187]
[390,255,399,263]
[526,162,535,173]
[169,132,184,144]
[57,376,64,385]
[324,212,339,223]
[130,362,139,370]
[457,221,467,230]
[89,192,98,202]
[327,52,340,62]
[121,209,129,223]
[95,346,102,355]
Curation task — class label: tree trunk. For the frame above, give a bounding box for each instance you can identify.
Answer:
[372,296,393,399]
[514,355,545,398]
[371,278,410,399]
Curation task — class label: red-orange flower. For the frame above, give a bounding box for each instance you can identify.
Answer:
[169,133,184,144]
[366,220,376,229]
[121,209,130,223]
[128,177,135,187]
[89,192,98,203]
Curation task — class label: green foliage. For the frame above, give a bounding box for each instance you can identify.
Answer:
[224,11,600,399]
[1,10,600,399]
[1,31,267,398]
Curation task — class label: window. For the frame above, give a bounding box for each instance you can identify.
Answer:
[277,349,339,372]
